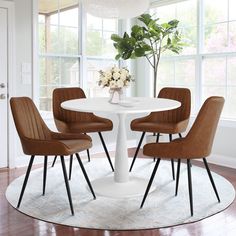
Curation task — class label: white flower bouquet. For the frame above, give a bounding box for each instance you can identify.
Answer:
[98,65,133,89]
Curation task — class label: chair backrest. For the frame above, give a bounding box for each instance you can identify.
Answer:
[150,87,191,123]
[53,87,94,124]
[10,97,51,141]
[186,96,225,157]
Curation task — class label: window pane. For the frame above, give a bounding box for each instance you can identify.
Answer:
[157,60,175,86]
[87,59,118,97]
[39,57,80,111]
[204,0,228,25]
[38,23,46,53]
[176,0,197,27]
[103,18,118,31]
[204,23,228,53]
[229,22,236,51]
[228,57,236,86]
[229,0,236,21]
[45,25,60,54]
[157,59,196,113]
[39,57,60,111]
[203,58,226,86]
[59,26,78,54]
[60,58,80,87]
[50,13,59,25]
[60,7,78,27]
[202,87,226,100]
[175,60,195,86]
[86,31,103,56]
[86,14,118,57]
[38,14,45,23]
[87,14,102,30]
[151,5,175,23]
[180,26,197,55]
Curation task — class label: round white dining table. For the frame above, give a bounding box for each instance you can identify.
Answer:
[62,97,181,198]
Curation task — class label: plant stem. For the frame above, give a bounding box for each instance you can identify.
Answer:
[153,68,157,98]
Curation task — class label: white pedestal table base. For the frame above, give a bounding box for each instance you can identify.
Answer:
[92,176,156,198]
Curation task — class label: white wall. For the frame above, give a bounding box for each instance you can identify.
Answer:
[8,0,236,168]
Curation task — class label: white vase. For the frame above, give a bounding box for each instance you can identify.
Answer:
[109,88,123,104]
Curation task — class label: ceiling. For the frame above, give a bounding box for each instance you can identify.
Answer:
[39,0,79,14]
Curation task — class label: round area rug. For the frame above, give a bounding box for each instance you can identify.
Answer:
[6,158,235,230]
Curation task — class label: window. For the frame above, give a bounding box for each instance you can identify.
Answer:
[151,0,197,112]
[151,0,236,119]
[38,0,118,111]
[86,14,118,97]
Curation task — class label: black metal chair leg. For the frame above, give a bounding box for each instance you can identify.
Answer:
[175,159,181,196]
[153,133,160,162]
[17,155,35,208]
[98,132,114,172]
[169,134,175,180]
[69,154,73,180]
[171,159,175,180]
[84,133,91,162]
[75,153,96,199]
[130,132,146,172]
[203,158,220,202]
[43,156,48,195]
[140,158,161,208]
[87,149,91,162]
[51,155,57,167]
[187,159,193,216]
[60,156,74,215]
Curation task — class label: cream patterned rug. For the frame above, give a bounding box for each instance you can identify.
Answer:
[6,158,235,230]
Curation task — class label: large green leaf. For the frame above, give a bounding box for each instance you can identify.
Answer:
[110,13,183,67]
[115,54,121,60]
[138,14,153,26]
[134,47,146,57]
[111,34,122,42]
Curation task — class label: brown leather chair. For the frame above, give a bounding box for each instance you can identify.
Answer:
[10,97,96,215]
[140,96,224,216]
[129,87,191,180]
[51,87,114,178]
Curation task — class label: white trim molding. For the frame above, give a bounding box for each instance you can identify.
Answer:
[0,0,16,168]
[196,154,236,170]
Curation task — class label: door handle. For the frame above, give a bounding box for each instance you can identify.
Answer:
[0,94,6,99]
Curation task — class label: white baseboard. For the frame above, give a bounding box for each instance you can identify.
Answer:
[195,154,236,169]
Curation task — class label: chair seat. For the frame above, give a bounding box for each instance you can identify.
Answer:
[59,139,92,155]
[22,138,92,156]
[131,119,188,134]
[62,119,113,133]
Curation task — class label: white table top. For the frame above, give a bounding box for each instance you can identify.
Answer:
[61,97,181,114]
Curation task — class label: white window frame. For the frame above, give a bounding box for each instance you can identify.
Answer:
[150,0,236,126]
[32,0,122,119]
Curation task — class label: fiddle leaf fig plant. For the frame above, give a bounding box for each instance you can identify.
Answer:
[111,13,184,97]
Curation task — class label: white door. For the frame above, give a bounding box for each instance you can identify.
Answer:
[0,6,9,168]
